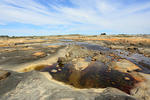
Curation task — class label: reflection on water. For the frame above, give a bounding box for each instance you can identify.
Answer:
[42,62,138,94]
[113,49,150,73]
[59,39,74,42]
[43,42,89,46]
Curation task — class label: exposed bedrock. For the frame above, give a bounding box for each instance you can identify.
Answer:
[0,70,137,100]
[42,45,145,95]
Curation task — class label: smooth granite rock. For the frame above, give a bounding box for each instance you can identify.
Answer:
[0,70,137,100]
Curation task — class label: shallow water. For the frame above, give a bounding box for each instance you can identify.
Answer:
[41,39,150,93]
[43,39,150,72]
[42,62,138,94]
[59,39,74,42]
[112,49,150,73]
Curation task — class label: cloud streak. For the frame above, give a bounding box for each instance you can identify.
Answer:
[0,0,150,35]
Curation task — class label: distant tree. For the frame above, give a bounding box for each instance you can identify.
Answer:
[101,33,106,35]
[0,35,9,37]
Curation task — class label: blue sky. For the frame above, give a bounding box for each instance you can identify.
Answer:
[0,0,150,36]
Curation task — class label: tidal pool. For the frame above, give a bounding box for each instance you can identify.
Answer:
[42,62,138,94]
[41,41,149,94]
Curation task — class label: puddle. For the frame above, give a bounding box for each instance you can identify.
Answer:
[43,41,108,51]
[42,62,138,94]
[59,39,74,42]
[43,42,74,46]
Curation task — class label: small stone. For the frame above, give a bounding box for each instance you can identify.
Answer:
[47,53,50,56]
[51,69,57,73]
[0,70,11,80]
[66,53,70,57]
[124,77,130,80]
[91,58,96,61]
[56,65,59,67]
[32,52,46,57]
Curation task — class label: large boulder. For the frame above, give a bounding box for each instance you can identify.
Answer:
[65,45,93,58]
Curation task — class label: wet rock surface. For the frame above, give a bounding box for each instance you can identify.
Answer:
[110,59,141,73]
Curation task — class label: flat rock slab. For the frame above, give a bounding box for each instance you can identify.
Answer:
[95,88,136,100]
[111,59,141,73]
[0,70,137,100]
[0,70,10,80]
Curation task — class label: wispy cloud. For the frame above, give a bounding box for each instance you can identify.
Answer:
[0,0,150,35]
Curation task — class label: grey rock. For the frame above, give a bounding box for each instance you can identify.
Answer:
[131,73,150,100]
[95,88,136,100]
[0,70,137,100]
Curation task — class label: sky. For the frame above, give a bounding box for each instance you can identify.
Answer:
[0,0,150,36]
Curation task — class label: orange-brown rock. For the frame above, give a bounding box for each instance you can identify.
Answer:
[111,59,141,73]
[0,44,8,47]
[130,72,145,82]
[48,45,61,48]
[124,77,130,80]
[32,52,46,57]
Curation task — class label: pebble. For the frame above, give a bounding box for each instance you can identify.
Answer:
[66,53,70,57]
[51,69,57,73]
[56,65,59,67]
[124,77,130,80]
